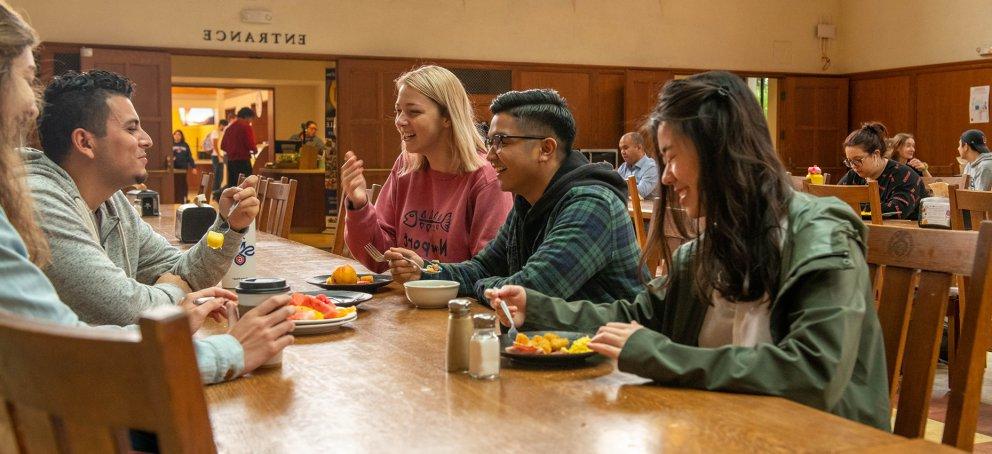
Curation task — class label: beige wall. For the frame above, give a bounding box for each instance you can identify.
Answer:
[171,56,327,140]
[839,0,992,72]
[14,0,842,74]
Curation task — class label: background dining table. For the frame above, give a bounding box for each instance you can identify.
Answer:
[142,205,951,452]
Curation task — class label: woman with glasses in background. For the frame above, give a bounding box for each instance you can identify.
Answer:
[340,65,512,271]
[837,122,928,220]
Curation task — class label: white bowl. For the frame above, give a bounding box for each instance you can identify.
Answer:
[403,280,459,309]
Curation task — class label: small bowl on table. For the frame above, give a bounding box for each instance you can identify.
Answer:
[403,280,459,309]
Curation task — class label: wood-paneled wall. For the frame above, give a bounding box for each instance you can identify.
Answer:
[850,61,992,176]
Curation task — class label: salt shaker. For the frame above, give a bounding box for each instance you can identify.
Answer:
[446,299,473,373]
[469,313,500,380]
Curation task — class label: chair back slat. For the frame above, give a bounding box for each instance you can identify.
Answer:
[0,306,215,453]
[891,270,952,437]
[874,265,915,398]
[867,223,992,450]
[807,181,883,224]
[332,193,348,256]
[256,178,271,228]
[260,179,298,238]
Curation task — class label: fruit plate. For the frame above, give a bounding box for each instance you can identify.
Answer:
[305,274,393,292]
[298,290,373,308]
[499,331,597,366]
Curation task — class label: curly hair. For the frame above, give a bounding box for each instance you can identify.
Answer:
[37,70,135,164]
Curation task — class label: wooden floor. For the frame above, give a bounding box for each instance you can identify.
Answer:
[929,353,992,451]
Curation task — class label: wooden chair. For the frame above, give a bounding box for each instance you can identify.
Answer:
[951,187,992,231]
[866,222,992,450]
[254,178,272,228]
[806,181,883,224]
[626,175,648,249]
[259,178,298,238]
[923,175,970,190]
[626,175,662,274]
[0,306,215,453]
[331,185,382,257]
[197,172,214,203]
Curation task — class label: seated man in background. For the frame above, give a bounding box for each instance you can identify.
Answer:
[289,119,328,156]
[28,70,261,325]
[386,89,646,304]
[616,131,658,199]
[959,129,992,191]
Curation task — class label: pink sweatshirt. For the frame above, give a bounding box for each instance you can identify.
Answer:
[346,154,512,272]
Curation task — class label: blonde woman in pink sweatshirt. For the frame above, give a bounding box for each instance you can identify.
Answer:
[341,65,512,272]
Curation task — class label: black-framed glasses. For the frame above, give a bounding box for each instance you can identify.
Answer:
[843,155,870,168]
[485,133,546,151]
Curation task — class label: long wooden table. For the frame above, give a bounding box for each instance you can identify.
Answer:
[145,205,938,452]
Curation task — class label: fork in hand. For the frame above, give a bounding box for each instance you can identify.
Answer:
[363,243,434,273]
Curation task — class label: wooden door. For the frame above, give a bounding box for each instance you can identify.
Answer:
[81,48,175,202]
[777,77,849,177]
[516,70,592,149]
[624,70,674,130]
[337,58,418,187]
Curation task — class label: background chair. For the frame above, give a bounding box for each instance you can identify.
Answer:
[626,175,648,249]
[866,223,992,450]
[0,306,215,453]
[258,179,298,238]
[923,175,970,190]
[197,172,214,204]
[806,181,882,224]
[332,185,382,257]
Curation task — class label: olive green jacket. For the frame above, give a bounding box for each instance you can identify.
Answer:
[523,192,891,430]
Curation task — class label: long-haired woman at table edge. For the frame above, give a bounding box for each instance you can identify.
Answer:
[341,65,512,272]
[486,71,891,430]
[0,0,294,385]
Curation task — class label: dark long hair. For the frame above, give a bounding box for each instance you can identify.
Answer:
[645,71,792,302]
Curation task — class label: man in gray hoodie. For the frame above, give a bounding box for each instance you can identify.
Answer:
[28,70,261,325]
[959,129,992,191]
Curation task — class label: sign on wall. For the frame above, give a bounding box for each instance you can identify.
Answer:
[202,29,307,46]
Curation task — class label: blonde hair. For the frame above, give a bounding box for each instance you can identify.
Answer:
[395,65,486,176]
[0,1,48,267]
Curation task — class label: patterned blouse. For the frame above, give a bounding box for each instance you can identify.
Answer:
[838,159,929,220]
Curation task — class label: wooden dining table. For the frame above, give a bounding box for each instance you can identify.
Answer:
[144,205,946,452]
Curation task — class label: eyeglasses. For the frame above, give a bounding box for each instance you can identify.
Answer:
[843,155,871,168]
[485,133,546,151]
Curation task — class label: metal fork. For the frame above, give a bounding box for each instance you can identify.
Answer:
[363,243,435,273]
[498,299,519,339]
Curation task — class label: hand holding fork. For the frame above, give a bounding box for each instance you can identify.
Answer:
[363,244,440,283]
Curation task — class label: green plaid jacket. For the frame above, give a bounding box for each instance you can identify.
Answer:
[438,185,647,304]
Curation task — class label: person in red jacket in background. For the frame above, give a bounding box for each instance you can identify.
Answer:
[220,107,257,189]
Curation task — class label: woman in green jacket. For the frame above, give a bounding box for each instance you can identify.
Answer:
[487,71,891,430]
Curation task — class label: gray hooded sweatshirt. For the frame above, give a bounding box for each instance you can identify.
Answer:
[22,148,246,325]
[965,152,992,191]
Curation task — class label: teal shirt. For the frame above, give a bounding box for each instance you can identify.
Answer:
[0,206,244,384]
[521,192,891,430]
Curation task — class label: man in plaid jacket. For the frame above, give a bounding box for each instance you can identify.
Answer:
[387,89,647,304]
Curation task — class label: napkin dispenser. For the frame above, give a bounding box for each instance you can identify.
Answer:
[126,189,160,217]
[175,200,217,243]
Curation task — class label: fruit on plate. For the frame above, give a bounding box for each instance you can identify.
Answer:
[289,292,357,320]
[507,332,592,355]
[357,275,374,283]
[328,264,358,285]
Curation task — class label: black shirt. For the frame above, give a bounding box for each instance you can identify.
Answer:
[838,159,928,220]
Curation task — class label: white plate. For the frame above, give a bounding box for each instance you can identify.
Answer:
[292,311,358,335]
